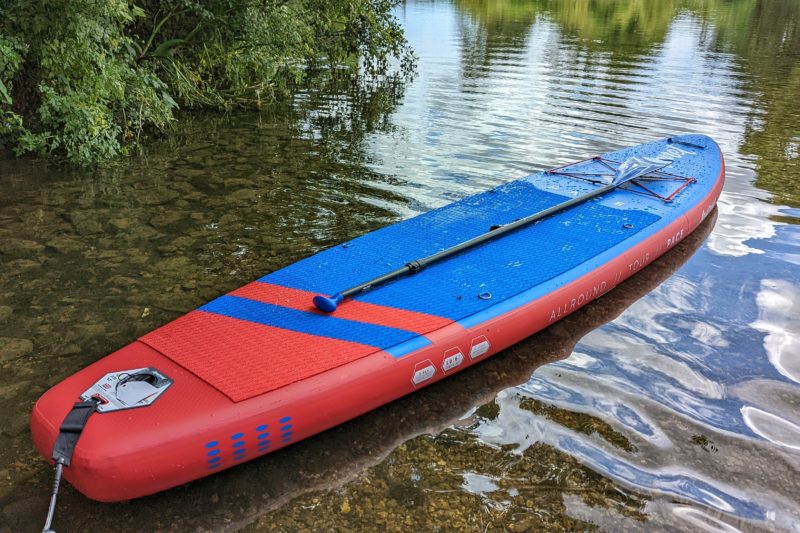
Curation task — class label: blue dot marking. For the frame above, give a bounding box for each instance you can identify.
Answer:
[279,416,291,423]
[258,432,270,440]
[256,424,268,431]
[258,439,270,446]
[280,424,292,431]
[205,441,219,448]
[208,463,221,469]
[207,449,220,457]
[233,454,247,461]
[232,440,246,448]
[207,456,221,464]
[231,432,245,440]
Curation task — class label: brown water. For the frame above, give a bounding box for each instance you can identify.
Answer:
[2,0,800,531]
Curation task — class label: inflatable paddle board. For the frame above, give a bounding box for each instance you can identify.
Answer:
[31,134,724,505]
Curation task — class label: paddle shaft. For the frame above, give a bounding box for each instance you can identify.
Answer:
[338,181,617,299]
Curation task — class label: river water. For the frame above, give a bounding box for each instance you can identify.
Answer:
[2,0,799,531]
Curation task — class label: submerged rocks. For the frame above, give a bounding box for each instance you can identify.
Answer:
[173,166,207,179]
[4,259,41,274]
[171,236,196,249]
[54,343,82,357]
[109,217,132,230]
[68,209,104,235]
[0,238,44,257]
[0,338,34,362]
[139,188,180,206]
[149,211,184,228]
[0,380,31,401]
[227,188,260,202]
[45,235,84,254]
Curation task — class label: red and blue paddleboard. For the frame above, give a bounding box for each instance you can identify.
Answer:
[31,134,724,504]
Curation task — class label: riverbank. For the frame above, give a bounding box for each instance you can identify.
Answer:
[0,0,410,165]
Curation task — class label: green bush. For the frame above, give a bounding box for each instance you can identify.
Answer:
[0,0,410,165]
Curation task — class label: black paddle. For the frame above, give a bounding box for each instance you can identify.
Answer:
[312,155,671,313]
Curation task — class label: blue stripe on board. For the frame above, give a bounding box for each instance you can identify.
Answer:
[200,295,417,349]
[385,335,431,358]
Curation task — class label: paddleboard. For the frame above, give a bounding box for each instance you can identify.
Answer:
[31,134,724,502]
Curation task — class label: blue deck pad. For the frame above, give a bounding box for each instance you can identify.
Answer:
[266,181,568,295]
[200,296,419,348]
[264,180,662,320]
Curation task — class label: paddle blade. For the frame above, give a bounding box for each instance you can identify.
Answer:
[612,156,669,186]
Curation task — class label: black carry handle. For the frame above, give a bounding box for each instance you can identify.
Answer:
[43,399,99,533]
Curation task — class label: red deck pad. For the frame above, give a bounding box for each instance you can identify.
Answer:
[230,281,453,334]
[141,310,381,402]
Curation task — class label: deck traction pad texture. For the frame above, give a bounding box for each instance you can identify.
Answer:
[142,178,661,402]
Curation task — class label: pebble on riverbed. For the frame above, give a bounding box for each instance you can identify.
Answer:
[0,338,33,362]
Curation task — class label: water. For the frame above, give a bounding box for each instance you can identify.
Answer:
[2,0,800,531]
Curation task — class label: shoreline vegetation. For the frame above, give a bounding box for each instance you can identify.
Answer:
[0,0,412,166]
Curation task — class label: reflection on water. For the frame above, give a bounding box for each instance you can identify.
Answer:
[751,280,800,384]
[2,0,800,531]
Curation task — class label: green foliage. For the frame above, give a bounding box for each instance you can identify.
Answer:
[0,34,25,141]
[0,0,411,165]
